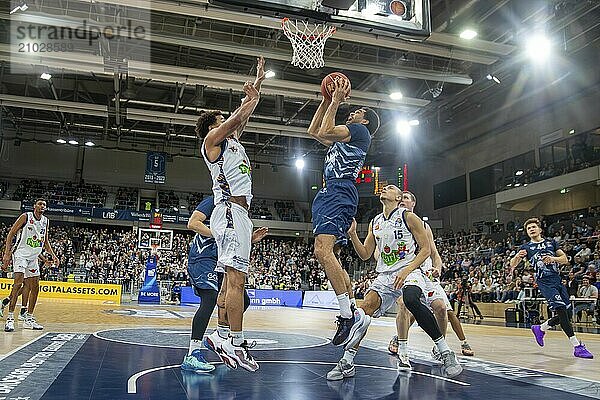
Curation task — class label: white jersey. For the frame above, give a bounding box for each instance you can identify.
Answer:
[372,207,417,274]
[12,212,49,259]
[201,137,253,206]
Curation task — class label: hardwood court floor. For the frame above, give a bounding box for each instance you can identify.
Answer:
[1,299,598,382]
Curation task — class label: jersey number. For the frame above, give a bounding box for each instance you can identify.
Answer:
[394,230,403,240]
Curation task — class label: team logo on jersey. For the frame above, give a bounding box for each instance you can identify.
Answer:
[428,291,435,297]
[29,219,34,224]
[230,145,238,153]
[394,217,403,227]
[381,241,408,266]
[29,268,37,273]
[26,235,43,248]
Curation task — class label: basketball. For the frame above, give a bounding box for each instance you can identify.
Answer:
[321,72,351,101]
[389,0,407,16]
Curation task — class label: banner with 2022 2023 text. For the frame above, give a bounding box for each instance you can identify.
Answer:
[0,279,121,304]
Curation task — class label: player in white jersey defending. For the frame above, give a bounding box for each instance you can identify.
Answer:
[328,185,462,381]
[2,199,59,332]
[388,191,474,371]
[197,57,264,372]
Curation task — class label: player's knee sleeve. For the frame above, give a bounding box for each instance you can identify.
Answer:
[243,290,251,312]
[402,285,442,341]
[402,285,422,310]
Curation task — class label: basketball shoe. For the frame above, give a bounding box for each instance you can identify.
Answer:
[573,343,593,359]
[333,307,365,347]
[326,359,355,381]
[4,317,15,332]
[203,331,228,362]
[397,353,412,371]
[440,351,463,378]
[218,339,259,372]
[181,350,216,373]
[344,308,371,350]
[0,297,9,318]
[23,315,43,330]
[388,335,399,355]
[531,325,545,347]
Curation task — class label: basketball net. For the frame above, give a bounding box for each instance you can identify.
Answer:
[282,18,336,69]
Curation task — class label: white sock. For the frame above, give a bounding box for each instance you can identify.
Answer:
[337,293,352,318]
[350,298,356,307]
[540,320,551,332]
[188,339,203,355]
[569,336,580,347]
[398,339,408,356]
[342,348,357,364]
[217,325,230,339]
[434,337,451,354]
[230,331,244,346]
[7,312,14,319]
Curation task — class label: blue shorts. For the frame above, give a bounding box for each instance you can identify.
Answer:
[187,257,220,292]
[312,179,358,240]
[536,273,571,310]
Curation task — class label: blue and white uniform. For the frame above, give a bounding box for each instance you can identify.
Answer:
[519,238,570,310]
[187,196,219,293]
[312,123,371,243]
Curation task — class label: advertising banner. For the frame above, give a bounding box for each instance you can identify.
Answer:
[0,278,121,304]
[302,290,339,310]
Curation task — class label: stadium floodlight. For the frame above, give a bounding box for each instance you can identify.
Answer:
[526,35,551,62]
[515,170,524,176]
[84,141,95,147]
[68,139,79,145]
[56,138,66,144]
[40,73,52,80]
[408,119,419,126]
[295,158,305,170]
[459,29,477,40]
[265,70,276,79]
[396,120,411,137]
[423,216,429,221]
[389,91,403,100]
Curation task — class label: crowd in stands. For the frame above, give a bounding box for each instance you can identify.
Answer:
[250,199,273,220]
[187,193,204,213]
[115,187,138,210]
[159,190,181,213]
[0,181,7,199]
[12,179,107,208]
[274,200,301,222]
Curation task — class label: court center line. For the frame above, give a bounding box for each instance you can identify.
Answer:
[127,360,470,394]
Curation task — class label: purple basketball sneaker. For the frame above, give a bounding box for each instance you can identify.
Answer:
[531,325,545,347]
[573,343,593,359]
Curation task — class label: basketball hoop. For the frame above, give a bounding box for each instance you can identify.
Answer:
[282,18,336,69]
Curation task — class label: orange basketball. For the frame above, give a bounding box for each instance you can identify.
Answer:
[321,72,351,101]
[389,0,407,16]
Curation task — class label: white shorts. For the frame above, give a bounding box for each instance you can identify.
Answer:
[12,256,40,278]
[425,281,452,311]
[211,202,253,274]
[367,269,434,318]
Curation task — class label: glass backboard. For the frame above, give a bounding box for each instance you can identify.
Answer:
[209,0,431,39]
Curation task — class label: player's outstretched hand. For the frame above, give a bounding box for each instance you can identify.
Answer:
[243,81,260,100]
[256,56,266,82]
[517,249,527,258]
[348,218,357,236]
[394,268,410,289]
[252,227,269,243]
[1,253,11,270]
[331,77,350,103]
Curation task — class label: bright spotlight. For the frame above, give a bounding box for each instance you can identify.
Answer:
[459,29,477,40]
[408,119,419,126]
[423,216,429,221]
[295,158,305,170]
[389,92,403,100]
[515,170,524,176]
[526,35,551,62]
[56,138,66,144]
[265,70,276,79]
[396,120,411,137]
[84,141,95,147]
[68,139,79,145]
[40,73,52,80]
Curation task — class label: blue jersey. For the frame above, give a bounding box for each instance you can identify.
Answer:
[323,123,371,181]
[188,196,217,264]
[519,238,561,278]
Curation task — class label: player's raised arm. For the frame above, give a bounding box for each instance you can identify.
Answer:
[348,219,376,261]
[205,82,260,149]
[315,79,352,142]
[236,57,266,139]
[307,98,333,146]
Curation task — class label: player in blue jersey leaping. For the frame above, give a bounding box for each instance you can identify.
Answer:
[307,78,380,346]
